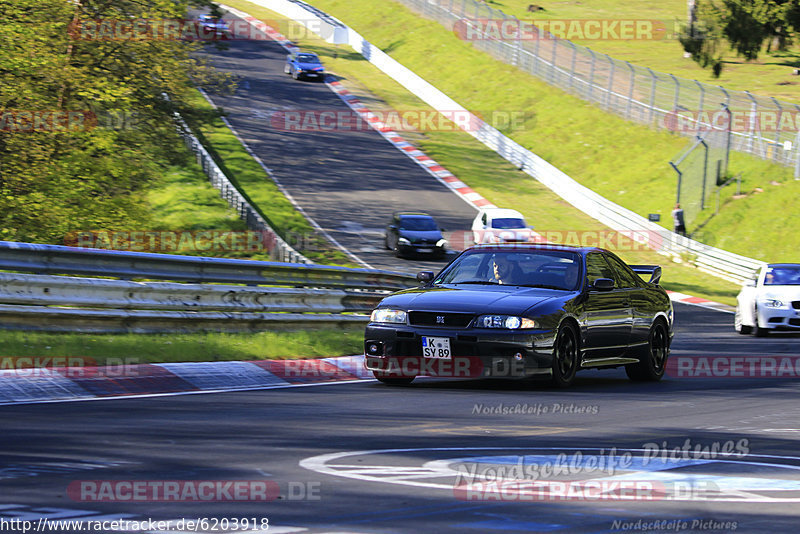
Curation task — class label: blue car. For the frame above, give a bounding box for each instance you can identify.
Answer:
[197,14,229,37]
[284,52,325,81]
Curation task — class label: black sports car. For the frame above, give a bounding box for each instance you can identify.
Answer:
[364,244,673,387]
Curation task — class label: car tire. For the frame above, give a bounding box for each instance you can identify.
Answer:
[384,235,392,250]
[372,371,415,385]
[284,64,290,74]
[753,305,768,337]
[551,322,579,388]
[625,320,669,382]
[292,69,299,80]
[734,307,752,335]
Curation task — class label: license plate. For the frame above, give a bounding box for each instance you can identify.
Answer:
[417,248,433,253]
[422,336,451,359]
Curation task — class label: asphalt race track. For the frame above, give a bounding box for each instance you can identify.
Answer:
[198,11,476,272]
[2,303,800,533]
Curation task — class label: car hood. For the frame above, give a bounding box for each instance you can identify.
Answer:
[379,286,565,316]
[297,62,323,70]
[398,229,443,241]
[758,286,800,300]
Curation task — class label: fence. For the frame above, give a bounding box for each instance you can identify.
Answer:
[397,0,800,174]
[0,241,417,333]
[669,135,721,227]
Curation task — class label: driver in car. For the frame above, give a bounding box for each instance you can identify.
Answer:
[491,255,520,285]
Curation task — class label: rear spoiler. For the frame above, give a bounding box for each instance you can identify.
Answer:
[630,265,662,285]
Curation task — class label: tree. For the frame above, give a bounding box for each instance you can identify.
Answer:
[680,0,800,74]
[0,0,233,242]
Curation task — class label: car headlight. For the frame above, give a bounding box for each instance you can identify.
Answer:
[436,239,447,248]
[370,308,408,324]
[397,237,411,245]
[763,298,784,308]
[475,315,537,329]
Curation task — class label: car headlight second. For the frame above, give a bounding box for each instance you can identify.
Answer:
[397,237,411,245]
[370,308,408,324]
[476,315,537,329]
[436,239,448,248]
[763,298,785,308]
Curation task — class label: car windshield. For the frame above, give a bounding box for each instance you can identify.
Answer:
[491,218,526,229]
[435,249,582,290]
[297,54,320,63]
[764,266,800,285]
[399,217,437,231]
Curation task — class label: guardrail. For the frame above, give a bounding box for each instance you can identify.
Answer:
[0,241,417,333]
[0,241,416,290]
[248,0,766,284]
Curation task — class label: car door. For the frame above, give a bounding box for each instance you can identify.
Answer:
[605,253,650,347]
[582,252,633,358]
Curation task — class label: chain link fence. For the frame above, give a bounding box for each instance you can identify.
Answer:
[398,0,800,174]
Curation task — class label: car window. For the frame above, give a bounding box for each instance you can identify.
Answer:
[297,54,319,63]
[399,217,437,231]
[491,218,526,229]
[436,250,580,288]
[765,266,800,285]
[605,254,641,288]
[585,253,616,286]
[437,254,485,283]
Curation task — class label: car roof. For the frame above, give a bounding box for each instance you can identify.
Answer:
[767,263,800,268]
[478,208,524,218]
[394,211,433,219]
[468,243,607,255]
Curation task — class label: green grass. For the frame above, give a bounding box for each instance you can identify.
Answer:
[0,329,364,365]
[185,91,352,265]
[476,0,800,102]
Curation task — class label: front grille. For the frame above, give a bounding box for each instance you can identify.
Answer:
[792,301,800,310]
[408,311,474,328]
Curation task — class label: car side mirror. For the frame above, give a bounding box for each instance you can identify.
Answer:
[591,278,615,291]
[388,225,397,230]
[417,271,434,284]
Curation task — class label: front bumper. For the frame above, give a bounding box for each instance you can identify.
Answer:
[364,324,556,379]
[397,243,446,256]
[757,306,800,330]
[297,70,324,78]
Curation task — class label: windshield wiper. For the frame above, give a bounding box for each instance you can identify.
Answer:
[450,280,498,285]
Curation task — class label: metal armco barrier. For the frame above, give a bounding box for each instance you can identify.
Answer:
[0,241,418,333]
[246,0,766,284]
[0,241,417,290]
